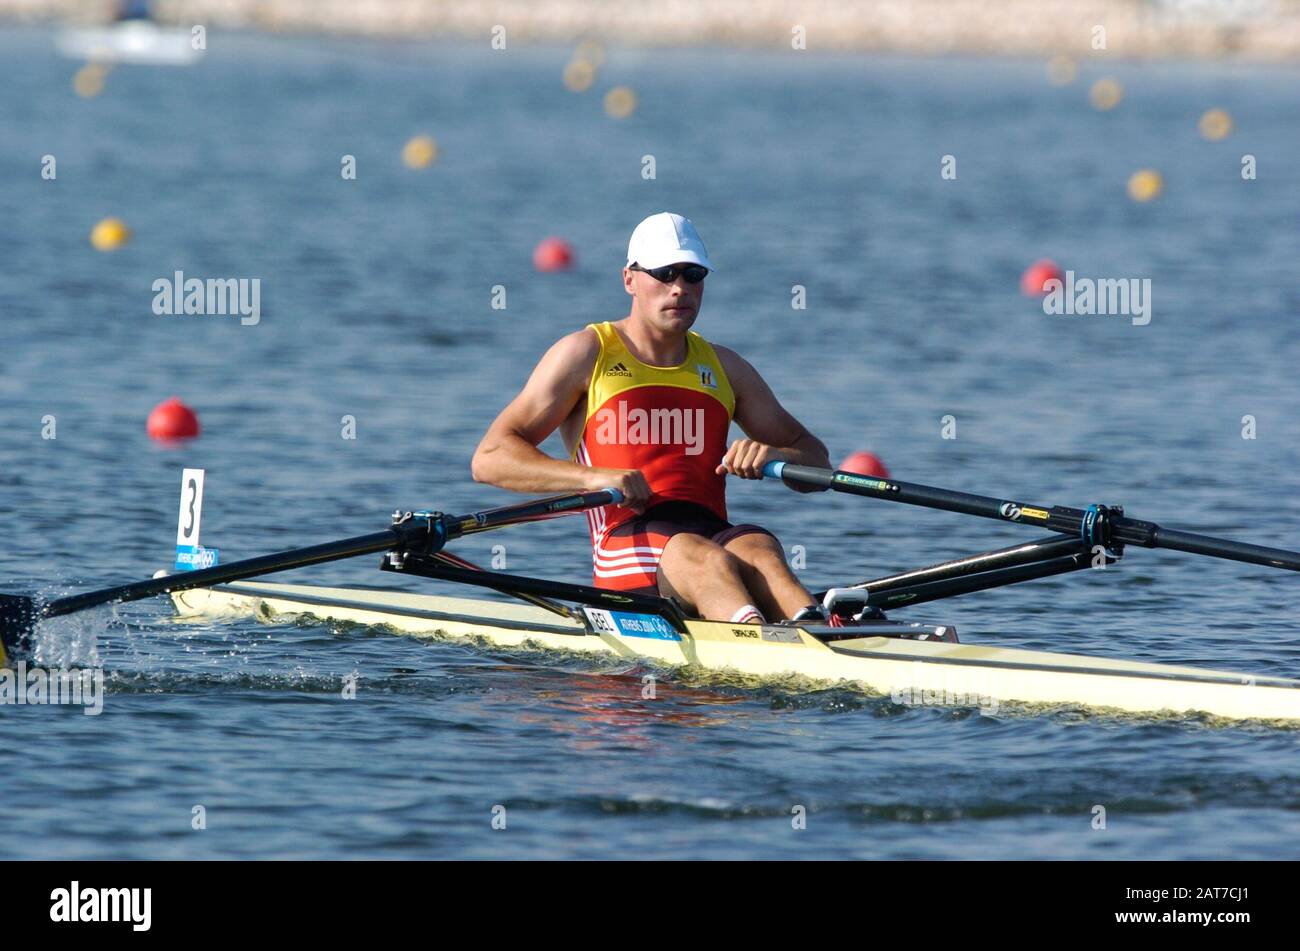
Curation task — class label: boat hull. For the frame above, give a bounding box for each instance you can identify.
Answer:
[171,580,1300,722]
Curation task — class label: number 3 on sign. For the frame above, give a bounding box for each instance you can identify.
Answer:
[174,469,218,570]
[177,469,205,549]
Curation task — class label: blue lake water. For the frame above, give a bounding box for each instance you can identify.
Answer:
[1,26,1298,858]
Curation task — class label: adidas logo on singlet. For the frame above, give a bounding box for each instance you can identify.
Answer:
[605,362,633,377]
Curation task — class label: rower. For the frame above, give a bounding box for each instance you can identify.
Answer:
[472,212,833,624]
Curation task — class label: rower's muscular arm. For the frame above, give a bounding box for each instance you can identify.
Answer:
[716,346,831,492]
[471,330,600,493]
[471,331,652,507]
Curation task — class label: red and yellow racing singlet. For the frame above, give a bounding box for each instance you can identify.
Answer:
[574,321,736,588]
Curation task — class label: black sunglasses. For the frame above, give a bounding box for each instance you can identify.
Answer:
[630,263,709,284]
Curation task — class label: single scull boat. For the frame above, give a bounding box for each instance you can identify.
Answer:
[3,465,1299,722]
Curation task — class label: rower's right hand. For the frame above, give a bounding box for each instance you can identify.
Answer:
[594,469,652,513]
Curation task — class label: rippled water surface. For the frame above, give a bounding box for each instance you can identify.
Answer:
[1,28,1298,858]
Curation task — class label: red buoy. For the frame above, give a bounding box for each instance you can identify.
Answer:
[1021,259,1063,296]
[533,237,575,272]
[146,397,200,442]
[839,451,890,479]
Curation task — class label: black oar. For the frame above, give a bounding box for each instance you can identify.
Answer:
[763,462,1300,572]
[0,488,622,655]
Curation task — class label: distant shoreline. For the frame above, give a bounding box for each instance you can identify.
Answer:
[7,0,1300,62]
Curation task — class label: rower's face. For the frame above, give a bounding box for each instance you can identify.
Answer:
[625,263,704,331]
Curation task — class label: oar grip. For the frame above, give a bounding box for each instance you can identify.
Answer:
[763,462,839,489]
[603,488,626,505]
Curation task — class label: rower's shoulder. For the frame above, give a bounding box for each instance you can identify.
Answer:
[707,339,738,359]
[533,326,602,391]
[546,325,602,364]
[708,341,757,379]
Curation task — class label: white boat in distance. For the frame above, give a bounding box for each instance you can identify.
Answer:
[56,20,203,66]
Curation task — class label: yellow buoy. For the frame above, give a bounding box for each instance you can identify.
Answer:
[73,63,110,98]
[574,40,605,67]
[1089,78,1124,111]
[402,135,439,169]
[1127,169,1164,203]
[604,86,637,119]
[1198,108,1233,141]
[1046,55,1076,86]
[90,217,132,251]
[563,59,596,93]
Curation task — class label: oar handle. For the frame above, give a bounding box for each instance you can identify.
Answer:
[766,461,835,485]
[444,487,624,536]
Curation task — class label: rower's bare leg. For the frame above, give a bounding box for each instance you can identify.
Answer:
[723,532,815,621]
[656,534,760,621]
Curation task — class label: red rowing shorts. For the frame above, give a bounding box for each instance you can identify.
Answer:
[592,500,776,595]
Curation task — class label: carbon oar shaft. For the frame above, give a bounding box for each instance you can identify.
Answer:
[0,487,622,653]
[763,462,1300,572]
[41,529,406,621]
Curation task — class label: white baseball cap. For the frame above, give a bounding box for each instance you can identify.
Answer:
[626,212,713,271]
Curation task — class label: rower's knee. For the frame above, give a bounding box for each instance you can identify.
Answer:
[703,543,745,576]
[660,535,745,591]
[751,540,788,570]
[729,533,790,572]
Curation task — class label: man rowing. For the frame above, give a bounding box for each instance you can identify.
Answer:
[472,212,832,625]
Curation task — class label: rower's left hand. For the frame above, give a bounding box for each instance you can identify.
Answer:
[716,439,783,480]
